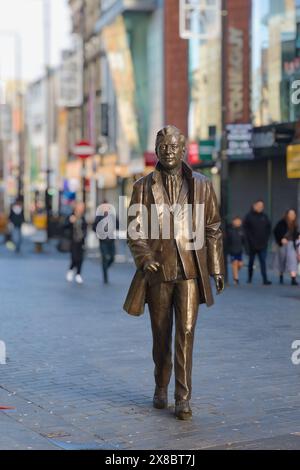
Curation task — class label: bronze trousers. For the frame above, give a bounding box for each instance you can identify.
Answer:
[147,279,199,401]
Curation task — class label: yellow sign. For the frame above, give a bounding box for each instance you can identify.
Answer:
[287,145,300,179]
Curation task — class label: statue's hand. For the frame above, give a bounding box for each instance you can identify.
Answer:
[214,274,225,295]
[144,261,160,273]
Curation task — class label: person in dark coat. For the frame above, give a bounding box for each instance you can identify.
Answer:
[93,201,117,284]
[65,202,87,284]
[243,200,272,285]
[227,216,245,285]
[273,209,299,286]
[9,199,25,253]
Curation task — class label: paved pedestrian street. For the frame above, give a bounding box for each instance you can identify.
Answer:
[1,248,300,450]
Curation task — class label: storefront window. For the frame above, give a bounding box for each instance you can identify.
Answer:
[252,0,300,126]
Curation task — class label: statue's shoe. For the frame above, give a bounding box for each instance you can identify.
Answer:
[175,400,192,420]
[153,387,168,410]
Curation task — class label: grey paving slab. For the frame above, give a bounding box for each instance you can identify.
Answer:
[1,244,300,449]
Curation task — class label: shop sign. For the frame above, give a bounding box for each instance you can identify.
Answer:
[58,34,83,108]
[187,142,199,165]
[287,144,300,179]
[199,139,215,161]
[252,130,275,149]
[226,123,254,160]
[179,0,220,40]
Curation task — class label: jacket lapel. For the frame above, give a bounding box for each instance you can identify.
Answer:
[151,167,168,222]
[176,177,189,207]
[181,162,196,232]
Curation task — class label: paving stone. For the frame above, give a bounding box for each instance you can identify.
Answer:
[1,246,300,449]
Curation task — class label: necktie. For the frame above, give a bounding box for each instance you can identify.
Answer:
[165,174,181,205]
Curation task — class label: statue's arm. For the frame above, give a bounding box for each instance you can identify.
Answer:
[127,180,157,272]
[205,179,225,282]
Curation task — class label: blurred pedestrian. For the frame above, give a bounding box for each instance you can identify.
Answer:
[93,201,116,284]
[9,199,25,253]
[297,237,300,276]
[244,200,272,285]
[32,202,47,253]
[227,216,245,285]
[65,202,87,284]
[273,209,299,286]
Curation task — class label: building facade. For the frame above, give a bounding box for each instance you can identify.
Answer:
[187,0,300,225]
[63,0,300,224]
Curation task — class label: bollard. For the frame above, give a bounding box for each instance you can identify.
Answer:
[0,341,6,365]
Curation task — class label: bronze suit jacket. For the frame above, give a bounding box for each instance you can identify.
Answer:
[123,162,225,315]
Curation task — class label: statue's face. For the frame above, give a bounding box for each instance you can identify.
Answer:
[157,134,184,171]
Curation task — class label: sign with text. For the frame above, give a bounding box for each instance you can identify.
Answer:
[58,34,83,108]
[287,145,300,179]
[179,0,221,40]
[187,142,199,165]
[199,139,215,161]
[226,124,254,160]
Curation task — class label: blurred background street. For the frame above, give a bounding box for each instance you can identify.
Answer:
[0,0,300,229]
[1,0,300,451]
[1,244,300,450]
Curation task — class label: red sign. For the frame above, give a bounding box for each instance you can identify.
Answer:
[73,140,95,159]
[187,142,199,165]
[144,151,157,167]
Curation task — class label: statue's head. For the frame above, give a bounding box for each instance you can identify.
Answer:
[155,125,186,171]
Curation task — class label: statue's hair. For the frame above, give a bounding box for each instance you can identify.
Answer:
[155,125,186,155]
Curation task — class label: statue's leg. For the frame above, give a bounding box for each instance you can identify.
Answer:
[173,279,199,402]
[147,282,174,390]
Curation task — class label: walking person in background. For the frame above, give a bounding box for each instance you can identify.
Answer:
[9,199,25,253]
[296,236,300,277]
[32,202,48,253]
[65,202,87,285]
[93,201,116,284]
[227,216,245,285]
[244,200,272,285]
[274,209,299,286]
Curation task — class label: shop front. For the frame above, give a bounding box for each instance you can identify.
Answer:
[228,123,299,225]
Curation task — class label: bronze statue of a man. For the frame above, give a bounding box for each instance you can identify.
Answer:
[124,125,225,420]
